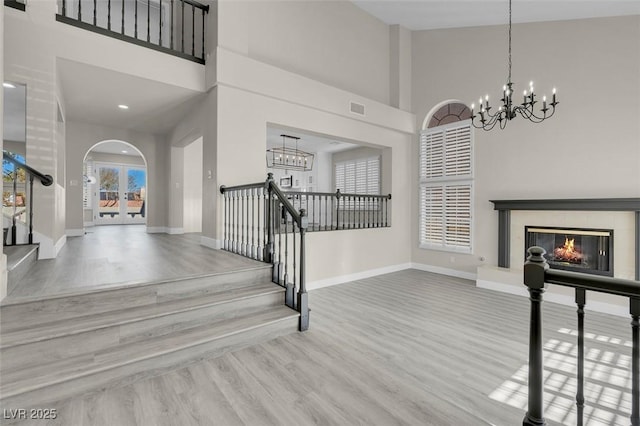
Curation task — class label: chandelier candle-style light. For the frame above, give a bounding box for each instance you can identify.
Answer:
[266,134,314,172]
[471,0,558,130]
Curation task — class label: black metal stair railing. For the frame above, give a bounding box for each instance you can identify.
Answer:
[4,0,26,11]
[220,173,310,331]
[522,246,640,426]
[2,152,54,246]
[56,0,209,64]
[284,189,392,231]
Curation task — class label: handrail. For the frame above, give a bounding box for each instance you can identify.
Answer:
[268,178,303,227]
[545,269,640,298]
[3,153,53,187]
[522,246,639,426]
[285,189,392,200]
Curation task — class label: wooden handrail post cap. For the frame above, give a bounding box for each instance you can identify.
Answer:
[524,246,549,291]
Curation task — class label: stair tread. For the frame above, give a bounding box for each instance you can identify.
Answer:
[1,305,299,397]
[1,281,284,347]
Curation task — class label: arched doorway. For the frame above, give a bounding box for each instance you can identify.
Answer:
[83,140,148,226]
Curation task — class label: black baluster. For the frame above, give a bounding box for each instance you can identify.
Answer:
[631,297,640,426]
[298,209,309,331]
[576,288,586,426]
[93,0,96,25]
[276,202,282,284]
[191,4,195,55]
[181,0,184,53]
[11,167,17,245]
[385,195,390,226]
[134,0,138,37]
[201,6,205,60]
[523,246,549,426]
[290,221,296,308]
[159,0,162,45]
[284,210,290,291]
[28,175,34,244]
[121,0,125,34]
[147,0,150,42]
[170,0,173,49]
[108,0,111,30]
[62,0,67,16]
[78,0,82,21]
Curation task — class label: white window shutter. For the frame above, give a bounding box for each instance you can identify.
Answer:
[419,121,473,252]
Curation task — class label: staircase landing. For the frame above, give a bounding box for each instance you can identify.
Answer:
[4,225,263,302]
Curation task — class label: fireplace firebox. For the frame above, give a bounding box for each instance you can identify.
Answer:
[525,226,613,277]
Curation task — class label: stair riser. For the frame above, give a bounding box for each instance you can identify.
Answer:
[0,267,272,331]
[0,291,284,372]
[7,247,38,296]
[0,317,298,411]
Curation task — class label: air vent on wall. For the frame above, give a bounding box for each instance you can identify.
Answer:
[349,101,365,116]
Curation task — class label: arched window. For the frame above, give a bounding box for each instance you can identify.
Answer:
[419,102,474,252]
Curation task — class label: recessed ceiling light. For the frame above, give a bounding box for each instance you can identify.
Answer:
[118,104,129,110]
[121,150,128,153]
[3,82,16,89]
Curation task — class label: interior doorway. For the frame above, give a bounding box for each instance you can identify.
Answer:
[84,140,147,227]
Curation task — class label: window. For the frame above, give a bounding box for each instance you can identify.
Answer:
[419,120,473,252]
[335,156,380,208]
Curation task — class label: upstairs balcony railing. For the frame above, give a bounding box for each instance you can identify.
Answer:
[4,0,26,11]
[2,152,54,246]
[56,0,209,64]
[522,246,639,426]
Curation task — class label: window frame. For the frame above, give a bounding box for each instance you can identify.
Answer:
[419,119,474,254]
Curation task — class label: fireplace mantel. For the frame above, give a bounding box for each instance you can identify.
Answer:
[489,198,640,279]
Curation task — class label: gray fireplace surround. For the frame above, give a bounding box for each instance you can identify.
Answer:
[489,198,640,280]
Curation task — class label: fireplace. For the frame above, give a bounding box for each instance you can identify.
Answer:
[525,226,613,277]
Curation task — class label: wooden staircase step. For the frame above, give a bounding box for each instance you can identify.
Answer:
[0,265,272,331]
[0,306,299,409]
[1,282,282,348]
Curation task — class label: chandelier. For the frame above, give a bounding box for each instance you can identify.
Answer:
[266,134,314,172]
[471,0,558,131]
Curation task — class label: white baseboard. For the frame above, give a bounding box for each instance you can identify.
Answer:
[308,263,413,291]
[146,226,167,234]
[477,279,628,318]
[411,263,477,281]
[66,229,85,237]
[200,236,222,250]
[167,227,184,235]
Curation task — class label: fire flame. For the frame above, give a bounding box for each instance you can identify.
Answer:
[554,236,582,263]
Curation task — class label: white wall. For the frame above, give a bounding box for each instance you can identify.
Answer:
[215,43,415,282]
[217,0,391,104]
[183,137,203,233]
[411,16,640,277]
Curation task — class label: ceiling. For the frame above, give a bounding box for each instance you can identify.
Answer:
[89,141,144,157]
[267,126,358,154]
[57,58,203,135]
[352,0,640,31]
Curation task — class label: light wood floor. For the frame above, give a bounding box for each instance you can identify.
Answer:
[4,270,633,426]
[7,225,263,301]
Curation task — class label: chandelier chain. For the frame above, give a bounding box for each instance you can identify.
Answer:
[508,0,512,84]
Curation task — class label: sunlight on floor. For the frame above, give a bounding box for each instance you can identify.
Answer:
[489,328,632,426]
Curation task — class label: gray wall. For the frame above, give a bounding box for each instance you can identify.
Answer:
[411,15,640,275]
